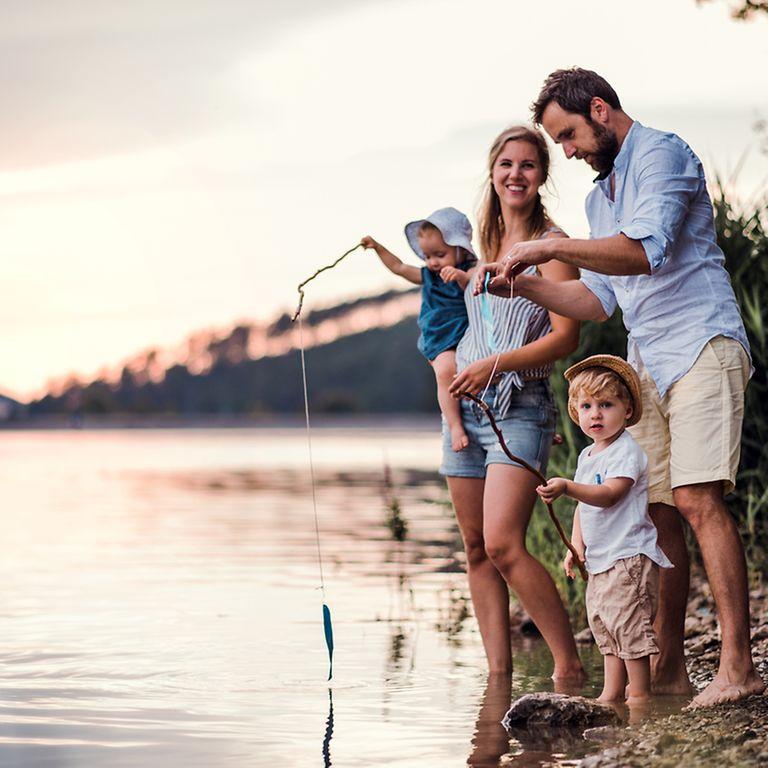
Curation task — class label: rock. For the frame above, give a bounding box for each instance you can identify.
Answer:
[583,725,623,742]
[575,626,595,644]
[502,693,622,729]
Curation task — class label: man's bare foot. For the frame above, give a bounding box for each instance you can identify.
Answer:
[651,657,695,695]
[450,426,469,452]
[688,671,765,708]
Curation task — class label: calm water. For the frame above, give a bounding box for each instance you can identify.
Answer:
[0,426,608,767]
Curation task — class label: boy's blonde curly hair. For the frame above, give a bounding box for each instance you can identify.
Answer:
[567,368,632,424]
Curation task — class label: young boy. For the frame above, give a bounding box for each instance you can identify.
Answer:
[536,355,673,704]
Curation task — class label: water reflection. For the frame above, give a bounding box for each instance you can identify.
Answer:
[0,428,675,767]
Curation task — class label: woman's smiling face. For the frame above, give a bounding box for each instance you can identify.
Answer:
[491,139,545,212]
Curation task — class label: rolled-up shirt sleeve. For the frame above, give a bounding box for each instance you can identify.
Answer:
[620,140,702,274]
[580,268,617,318]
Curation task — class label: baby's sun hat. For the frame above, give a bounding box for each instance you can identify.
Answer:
[564,354,643,427]
[404,207,477,264]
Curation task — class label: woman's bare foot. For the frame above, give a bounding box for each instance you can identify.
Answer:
[688,670,765,708]
[450,425,469,452]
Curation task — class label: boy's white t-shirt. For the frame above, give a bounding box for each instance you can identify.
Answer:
[574,430,673,575]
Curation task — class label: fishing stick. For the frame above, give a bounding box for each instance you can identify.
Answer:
[292,244,364,322]
[461,392,587,581]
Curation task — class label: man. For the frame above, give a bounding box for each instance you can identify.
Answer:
[482,68,763,707]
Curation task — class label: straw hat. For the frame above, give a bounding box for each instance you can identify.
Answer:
[564,355,643,427]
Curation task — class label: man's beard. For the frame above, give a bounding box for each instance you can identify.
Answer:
[588,121,620,177]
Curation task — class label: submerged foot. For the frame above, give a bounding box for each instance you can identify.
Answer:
[651,657,695,695]
[451,426,469,452]
[688,671,765,708]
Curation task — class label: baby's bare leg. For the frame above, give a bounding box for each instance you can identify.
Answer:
[625,656,652,703]
[597,655,627,703]
[431,351,468,452]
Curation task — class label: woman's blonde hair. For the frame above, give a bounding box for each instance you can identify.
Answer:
[476,125,551,261]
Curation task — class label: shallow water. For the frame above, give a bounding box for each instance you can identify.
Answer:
[0,425,613,767]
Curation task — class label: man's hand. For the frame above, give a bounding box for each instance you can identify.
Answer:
[500,238,556,281]
[536,477,568,504]
[360,235,379,250]
[449,357,501,397]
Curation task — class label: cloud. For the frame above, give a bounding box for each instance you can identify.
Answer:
[0,0,375,169]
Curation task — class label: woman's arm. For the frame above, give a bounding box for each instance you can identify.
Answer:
[449,256,580,396]
[361,236,422,285]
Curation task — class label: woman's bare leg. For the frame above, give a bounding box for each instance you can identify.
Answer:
[447,475,511,672]
[482,464,585,680]
[432,351,468,451]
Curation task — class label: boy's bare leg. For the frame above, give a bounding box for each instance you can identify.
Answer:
[675,482,765,707]
[648,502,694,694]
[625,656,652,704]
[598,655,627,703]
[432,350,468,451]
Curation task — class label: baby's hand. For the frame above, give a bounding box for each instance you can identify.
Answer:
[536,477,568,504]
[440,266,460,282]
[360,235,378,250]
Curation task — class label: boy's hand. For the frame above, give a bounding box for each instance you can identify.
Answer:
[440,266,460,282]
[536,477,568,504]
[360,235,379,250]
[563,550,576,579]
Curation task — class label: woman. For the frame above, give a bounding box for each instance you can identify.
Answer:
[444,126,583,678]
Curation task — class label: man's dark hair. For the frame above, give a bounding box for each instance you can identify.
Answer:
[531,68,621,125]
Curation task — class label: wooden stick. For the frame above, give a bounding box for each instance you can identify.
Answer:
[291,244,364,322]
[462,392,588,582]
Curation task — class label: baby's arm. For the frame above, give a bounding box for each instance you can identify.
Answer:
[537,476,634,508]
[440,266,471,289]
[361,236,422,285]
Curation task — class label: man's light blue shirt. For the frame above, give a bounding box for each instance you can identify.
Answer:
[581,121,751,397]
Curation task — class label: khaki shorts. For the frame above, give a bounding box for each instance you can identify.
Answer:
[586,554,659,660]
[628,336,749,507]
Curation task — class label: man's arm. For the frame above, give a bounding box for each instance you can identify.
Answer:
[498,234,650,279]
[512,273,609,322]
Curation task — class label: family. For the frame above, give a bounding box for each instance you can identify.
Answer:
[362,68,764,708]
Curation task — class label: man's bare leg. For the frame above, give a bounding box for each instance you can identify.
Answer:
[648,502,693,695]
[675,482,765,707]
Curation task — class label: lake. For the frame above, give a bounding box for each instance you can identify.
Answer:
[0,425,607,767]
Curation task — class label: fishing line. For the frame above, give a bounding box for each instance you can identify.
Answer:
[291,243,362,681]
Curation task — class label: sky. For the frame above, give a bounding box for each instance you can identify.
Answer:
[2,0,767,401]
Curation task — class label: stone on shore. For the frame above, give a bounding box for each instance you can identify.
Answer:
[502,693,621,729]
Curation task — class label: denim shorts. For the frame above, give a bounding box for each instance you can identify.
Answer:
[439,380,557,478]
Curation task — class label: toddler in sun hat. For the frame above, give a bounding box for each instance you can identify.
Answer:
[361,207,477,452]
[536,355,672,705]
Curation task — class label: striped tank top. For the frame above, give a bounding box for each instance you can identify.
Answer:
[455,227,563,418]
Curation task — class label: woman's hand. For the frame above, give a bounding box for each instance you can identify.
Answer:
[360,235,379,250]
[449,357,501,397]
[536,477,568,504]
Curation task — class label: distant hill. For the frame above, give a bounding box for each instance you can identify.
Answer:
[27,289,440,418]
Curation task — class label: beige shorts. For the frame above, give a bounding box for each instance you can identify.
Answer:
[586,554,659,660]
[628,336,749,507]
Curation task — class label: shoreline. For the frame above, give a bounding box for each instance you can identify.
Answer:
[577,573,768,766]
[0,413,443,432]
